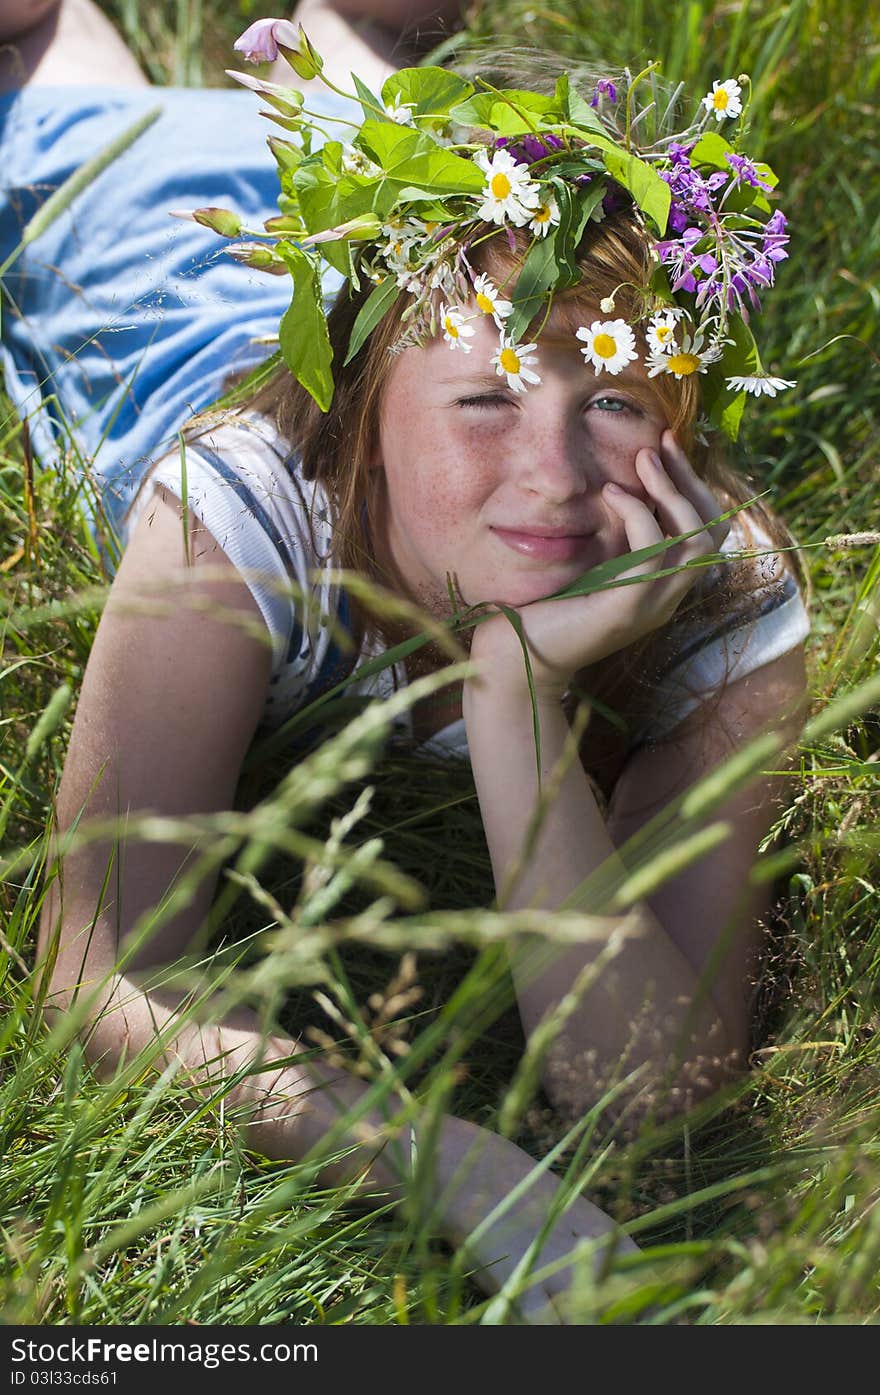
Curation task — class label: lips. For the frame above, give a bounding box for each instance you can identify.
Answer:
[490,525,597,563]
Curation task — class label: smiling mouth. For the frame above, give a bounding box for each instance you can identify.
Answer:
[490,526,598,563]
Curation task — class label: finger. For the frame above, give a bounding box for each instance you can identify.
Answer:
[634,449,715,565]
[660,431,731,550]
[602,482,665,578]
[514,1287,564,1325]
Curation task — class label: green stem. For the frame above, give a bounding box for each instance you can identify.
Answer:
[625,60,662,151]
[311,70,386,121]
[473,77,541,136]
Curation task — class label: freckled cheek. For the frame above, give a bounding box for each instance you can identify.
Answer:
[385,455,491,554]
[598,449,649,504]
[592,425,663,505]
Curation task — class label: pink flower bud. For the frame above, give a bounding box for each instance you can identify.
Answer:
[225,69,303,117]
[186,206,243,238]
[233,17,299,64]
[226,242,290,274]
[297,215,382,245]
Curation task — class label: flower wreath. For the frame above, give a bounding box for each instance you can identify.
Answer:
[184,17,795,438]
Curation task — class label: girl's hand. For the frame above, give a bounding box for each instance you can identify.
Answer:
[462,1185,639,1323]
[432,1120,638,1324]
[468,431,730,702]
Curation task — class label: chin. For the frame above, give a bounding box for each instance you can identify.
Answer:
[460,573,577,610]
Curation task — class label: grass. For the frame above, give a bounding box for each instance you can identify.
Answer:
[1,0,879,1325]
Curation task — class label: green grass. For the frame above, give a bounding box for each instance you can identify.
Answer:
[2,0,880,1325]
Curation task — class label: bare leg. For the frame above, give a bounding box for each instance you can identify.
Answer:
[0,0,149,92]
[0,0,59,42]
[269,0,464,95]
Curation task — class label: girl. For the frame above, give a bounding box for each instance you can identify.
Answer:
[3,0,809,1321]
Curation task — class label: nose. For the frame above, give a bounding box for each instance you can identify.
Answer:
[512,421,591,506]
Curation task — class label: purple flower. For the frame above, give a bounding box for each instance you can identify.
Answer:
[656,227,718,295]
[762,209,789,264]
[495,133,563,167]
[233,17,299,63]
[668,201,690,233]
[668,141,696,166]
[602,183,634,215]
[725,152,773,190]
[659,162,726,216]
[521,132,564,163]
[590,78,618,107]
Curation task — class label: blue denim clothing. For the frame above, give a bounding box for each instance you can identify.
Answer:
[0,83,349,541]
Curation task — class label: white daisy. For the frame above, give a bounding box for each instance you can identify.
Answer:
[647,329,723,379]
[725,375,797,398]
[576,319,639,376]
[381,233,421,288]
[645,311,681,356]
[491,336,541,393]
[381,216,407,237]
[382,231,414,263]
[472,273,513,327]
[475,148,541,227]
[528,194,561,238]
[429,261,458,297]
[701,78,743,123]
[385,94,417,125]
[440,306,476,353]
[404,216,437,240]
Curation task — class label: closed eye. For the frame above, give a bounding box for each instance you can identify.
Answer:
[455,393,515,410]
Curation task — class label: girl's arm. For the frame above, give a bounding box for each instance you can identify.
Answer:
[463,434,807,1121]
[38,487,633,1322]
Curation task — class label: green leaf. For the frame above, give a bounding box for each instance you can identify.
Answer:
[555,73,606,135]
[321,140,344,174]
[352,72,386,123]
[505,180,608,343]
[548,179,578,285]
[552,124,670,233]
[392,185,451,204]
[689,131,735,169]
[278,246,334,412]
[393,198,453,221]
[293,157,397,234]
[448,88,559,135]
[554,179,607,283]
[381,67,474,117]
[357,120,485,197]
[553,72,571,114]
[720,391,747,440]
[322,238,355,282]
[701,314,759,440]
[601,146,670,234]
[506,234,558,345]
[344,274,401,366]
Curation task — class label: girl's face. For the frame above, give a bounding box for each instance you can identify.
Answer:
[372,306,669,614]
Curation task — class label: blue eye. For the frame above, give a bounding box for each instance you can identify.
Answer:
[591,395,630,413]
